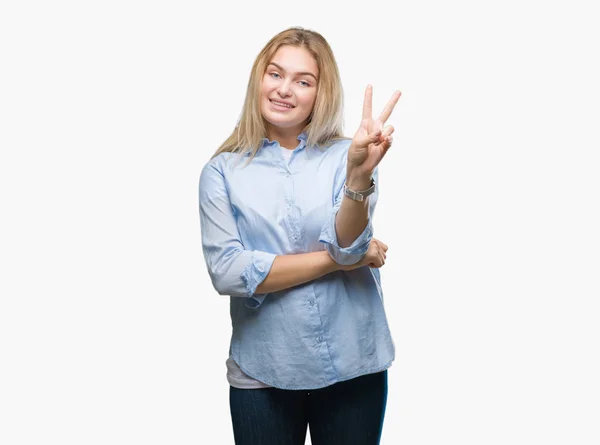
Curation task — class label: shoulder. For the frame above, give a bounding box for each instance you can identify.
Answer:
[314,137,352,166]
[199,152,245,194]
[322,137,352,154]
[200,151,246,178]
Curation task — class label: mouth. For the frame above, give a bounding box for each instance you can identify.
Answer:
[269,99,295,109]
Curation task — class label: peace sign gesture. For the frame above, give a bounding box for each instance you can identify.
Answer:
[347,85,401,179]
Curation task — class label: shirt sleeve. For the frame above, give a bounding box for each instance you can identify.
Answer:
[198,158,276,308]
[318,156,379,266]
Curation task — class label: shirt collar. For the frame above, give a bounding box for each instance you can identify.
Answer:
[244,132,308,156]
[260,131,307,146]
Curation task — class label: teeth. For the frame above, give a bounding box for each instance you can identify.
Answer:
[271,100,292,108]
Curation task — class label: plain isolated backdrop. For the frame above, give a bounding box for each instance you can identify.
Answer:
[1,0,599,444]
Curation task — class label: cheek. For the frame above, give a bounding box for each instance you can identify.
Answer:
[299,90,317,109]
[260,78,274,95]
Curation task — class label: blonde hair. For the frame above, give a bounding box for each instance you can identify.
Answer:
[211,26,349,161]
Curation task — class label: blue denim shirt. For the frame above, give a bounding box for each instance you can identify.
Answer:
[198,133,395,390]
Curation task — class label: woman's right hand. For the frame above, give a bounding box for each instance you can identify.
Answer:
[342,238,388,271]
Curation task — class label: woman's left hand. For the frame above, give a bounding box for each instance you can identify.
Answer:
[347,85,401,181]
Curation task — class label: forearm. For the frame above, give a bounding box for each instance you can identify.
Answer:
[335,172,372,248]
[255,250,343,294]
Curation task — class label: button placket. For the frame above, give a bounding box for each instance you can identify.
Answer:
[282,169,302,243]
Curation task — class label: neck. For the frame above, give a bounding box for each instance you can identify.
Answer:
[265,123,305,150]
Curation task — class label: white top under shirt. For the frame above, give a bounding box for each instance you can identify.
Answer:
[225,145,294,389]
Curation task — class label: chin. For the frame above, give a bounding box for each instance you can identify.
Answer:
[264,116,293,126]
[263,113,301,129]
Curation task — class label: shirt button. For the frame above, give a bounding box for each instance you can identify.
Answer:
[317,336,323,342]
[309,300,315,306]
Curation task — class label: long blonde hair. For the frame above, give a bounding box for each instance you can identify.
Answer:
[211,27,349,161]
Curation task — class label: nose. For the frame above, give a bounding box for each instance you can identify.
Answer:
[277,80,293,98]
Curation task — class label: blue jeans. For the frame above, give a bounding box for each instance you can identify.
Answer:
[229,370,388,445]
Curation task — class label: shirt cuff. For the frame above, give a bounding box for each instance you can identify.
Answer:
[240,250,277,308]
[318,211,373,266]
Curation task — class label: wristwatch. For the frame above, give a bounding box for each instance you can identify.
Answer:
[343,179,376,202]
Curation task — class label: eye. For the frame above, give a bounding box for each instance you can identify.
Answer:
[299,80,310,87]
[269,72,281,79]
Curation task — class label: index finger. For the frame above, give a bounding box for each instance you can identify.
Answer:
[362,85,373,120]
[378,90,402,123]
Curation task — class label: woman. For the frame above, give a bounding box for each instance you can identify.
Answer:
[199,26,400,445]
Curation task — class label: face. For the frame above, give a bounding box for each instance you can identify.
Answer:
[260,45,319,135]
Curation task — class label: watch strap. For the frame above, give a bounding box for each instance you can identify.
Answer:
[343,179,376,202]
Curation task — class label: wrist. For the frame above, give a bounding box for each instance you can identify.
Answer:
[345,172,372,191]
[322,250,344,273]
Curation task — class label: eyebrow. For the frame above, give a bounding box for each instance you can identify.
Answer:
[268,62,318,81]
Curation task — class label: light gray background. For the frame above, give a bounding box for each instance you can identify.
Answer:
[1,0,599,444]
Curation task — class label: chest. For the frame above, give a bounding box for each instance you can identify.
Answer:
[224,153,340,247]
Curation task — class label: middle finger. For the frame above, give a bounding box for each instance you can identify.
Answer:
[378,90,402,123]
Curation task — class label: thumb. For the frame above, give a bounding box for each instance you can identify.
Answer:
[355,129,381,148]
[370,129,382,142]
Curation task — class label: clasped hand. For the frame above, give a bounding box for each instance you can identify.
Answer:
[341,238,388,271]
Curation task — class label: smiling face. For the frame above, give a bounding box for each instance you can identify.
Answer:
[260,45,319,139]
